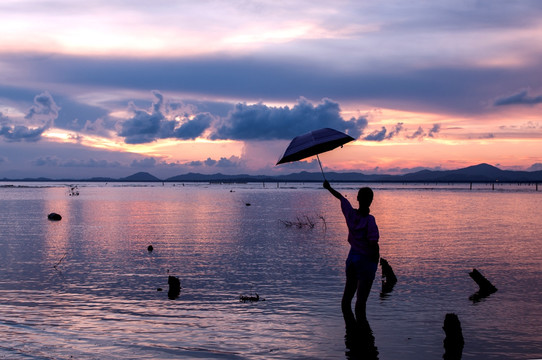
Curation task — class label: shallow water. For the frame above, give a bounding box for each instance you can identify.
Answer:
[0,182,541,359]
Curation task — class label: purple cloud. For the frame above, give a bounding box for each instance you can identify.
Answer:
[0,92,59,142]
[118,91,214,144]
[495,90,542,106]
[364,123,403,141]
[211,97,368,141]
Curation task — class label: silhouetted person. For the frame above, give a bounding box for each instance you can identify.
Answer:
[324,181,380,329]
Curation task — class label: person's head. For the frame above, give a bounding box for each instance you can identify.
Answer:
[357,187,373,216]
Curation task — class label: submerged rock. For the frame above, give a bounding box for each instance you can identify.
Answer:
[168,276,181,299]
[47,213,62,221]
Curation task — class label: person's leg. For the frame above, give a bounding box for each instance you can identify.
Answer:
[354,278,373,327]
[354,259,377,328]
[342,269,358,328]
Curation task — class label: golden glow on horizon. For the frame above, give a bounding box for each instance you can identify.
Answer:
[322,136,542,173]
[42,128,244,163]
[38,90,542,173]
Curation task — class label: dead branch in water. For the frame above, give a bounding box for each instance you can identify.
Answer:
[278,214,326,230]
[53,252,68,270]
[239,293,265,302]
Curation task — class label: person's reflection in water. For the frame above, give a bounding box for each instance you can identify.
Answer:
[345,319,379,360]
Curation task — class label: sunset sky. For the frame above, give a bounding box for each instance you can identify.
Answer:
[1,0,541,179]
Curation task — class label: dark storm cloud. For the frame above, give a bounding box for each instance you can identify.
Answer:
[0,85,110,135]
[131,157,157,168]
[364,122,441,141]
[406,123,441,140]
[494,90,542,106]
[33,156,59,166]
[0,92,58,142]
[173,113,214,140]
[363,123,403,141]
[216,156,241,168]
[204,158,217,166]
[185,156,241,168]
[0,124,48,142]
[118,91,166,144]
[186,159,213,167]
[187,160,203,167]
[428,124,441,137]
[33,156,121,168]
[363,127,387,141]
[25,92,59,122]
[211,98,368,140]
[407,126,425,140]
[118,91,215,144]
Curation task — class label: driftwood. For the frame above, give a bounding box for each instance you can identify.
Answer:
[53,252,68,271]
[380,258,397,295]
[469,268,497,302]
[168,276,181,300]
[443,313,464,360]
[239,293,264,302]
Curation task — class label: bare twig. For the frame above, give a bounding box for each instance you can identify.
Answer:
[318,215,327,231]
[53,252,68,270]
[279,213,326,230]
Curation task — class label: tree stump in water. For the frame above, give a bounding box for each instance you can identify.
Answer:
[380,258,397,294]
[443,313,464,360]
[469,268,497,302]
[168,276,181,299]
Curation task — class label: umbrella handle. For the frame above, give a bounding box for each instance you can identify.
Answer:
[316,154,327,181]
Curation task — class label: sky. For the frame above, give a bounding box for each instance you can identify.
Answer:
[1,0,542,179]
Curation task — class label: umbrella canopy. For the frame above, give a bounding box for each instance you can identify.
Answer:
[276,128,354,165]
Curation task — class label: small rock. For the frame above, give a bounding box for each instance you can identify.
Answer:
[147,245,154,252]
[47,213,62,221]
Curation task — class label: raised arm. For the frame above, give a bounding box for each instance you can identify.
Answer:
[323,180,344,200]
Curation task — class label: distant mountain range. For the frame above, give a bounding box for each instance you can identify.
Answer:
[3,164,542,183]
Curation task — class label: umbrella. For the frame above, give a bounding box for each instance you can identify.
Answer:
[276,128,355,179]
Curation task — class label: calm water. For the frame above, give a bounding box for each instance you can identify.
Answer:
[0,182,541,360]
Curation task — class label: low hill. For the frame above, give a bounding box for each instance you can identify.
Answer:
[120,172,162,182]
[400,163,542,182]
[3,163,542,183]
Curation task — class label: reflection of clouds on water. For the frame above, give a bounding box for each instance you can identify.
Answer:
[0,183,540,359]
